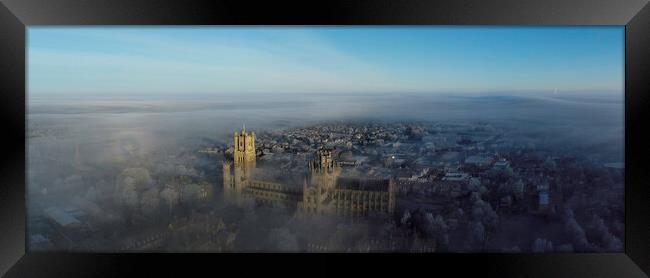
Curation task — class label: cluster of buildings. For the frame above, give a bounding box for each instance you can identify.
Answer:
[220,122,569,219]
[30,120,623,252]
[222,127,396,218]
[220,121,606,230]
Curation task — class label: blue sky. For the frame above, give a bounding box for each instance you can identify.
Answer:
[28,26,624,96]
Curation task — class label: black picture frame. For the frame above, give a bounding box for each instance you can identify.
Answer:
[1,0,649,277]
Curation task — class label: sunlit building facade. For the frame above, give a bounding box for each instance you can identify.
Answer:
[222,128,395,218]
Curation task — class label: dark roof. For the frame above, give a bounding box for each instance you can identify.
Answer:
[335,177,391,191]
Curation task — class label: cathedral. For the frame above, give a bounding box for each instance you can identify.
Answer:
[222,127,396,218]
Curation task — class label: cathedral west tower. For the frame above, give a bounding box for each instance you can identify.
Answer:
[223,126,257,204]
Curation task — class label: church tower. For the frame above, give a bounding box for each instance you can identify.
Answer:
[223,126,256,204]
[233,126,256,170]
[300,148,342,214]
[309,148,341,189]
